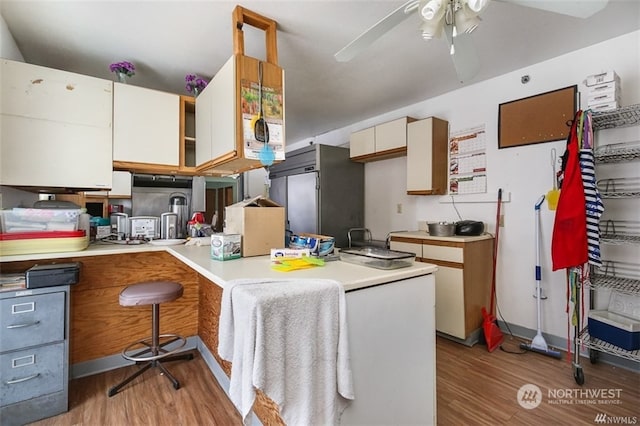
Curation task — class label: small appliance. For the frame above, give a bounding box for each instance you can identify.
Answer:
[169,192,189,239]
[110,212,129,239]
[160,212,178,240]
[129,216,160,239]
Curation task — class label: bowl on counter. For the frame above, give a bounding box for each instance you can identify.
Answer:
[427,222,456,237]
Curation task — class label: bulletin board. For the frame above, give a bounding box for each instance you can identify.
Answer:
[498,85,577,149]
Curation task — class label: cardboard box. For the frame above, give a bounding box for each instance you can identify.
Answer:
[210,233,242,261]
[587,92,621,107]
[586,80,621,97]
[585,71,619,87]
[224,196,285,257]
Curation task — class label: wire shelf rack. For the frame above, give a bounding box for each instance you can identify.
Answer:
[588,260,640,296]
[592,103,640,130]
[577,328,640,362]
[594,141,640,164]
[597,177,640,198]
[600,220,640,245]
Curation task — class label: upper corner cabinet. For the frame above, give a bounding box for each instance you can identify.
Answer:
[0,59,113,190]
[196,6,285,176]
[406,117,449,195]
[350,117,414,163]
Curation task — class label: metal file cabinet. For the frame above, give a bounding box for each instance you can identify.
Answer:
[0,286,70,425]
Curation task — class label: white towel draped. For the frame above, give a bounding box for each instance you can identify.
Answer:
[218,278,354,426]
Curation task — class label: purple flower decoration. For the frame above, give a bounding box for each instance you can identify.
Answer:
[185,74,208,94]
[109,61,135,77]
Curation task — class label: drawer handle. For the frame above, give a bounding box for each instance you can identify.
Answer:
[5,373,40,385]
[6,320,41,329]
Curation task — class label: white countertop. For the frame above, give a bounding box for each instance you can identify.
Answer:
[389,231,493,243]
[1,242,437,292]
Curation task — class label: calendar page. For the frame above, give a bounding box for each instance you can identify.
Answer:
[449,125,487,195]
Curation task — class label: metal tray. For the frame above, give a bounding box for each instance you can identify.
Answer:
[339,247,415,270]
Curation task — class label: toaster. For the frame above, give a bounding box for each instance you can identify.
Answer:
[129,216,160,239]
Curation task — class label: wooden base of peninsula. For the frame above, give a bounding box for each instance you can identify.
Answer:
[198,274,285,425]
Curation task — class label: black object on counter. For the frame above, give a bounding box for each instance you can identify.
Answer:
[26,262,81,289]
[455,220,485,236]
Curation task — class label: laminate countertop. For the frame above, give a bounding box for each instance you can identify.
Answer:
[0,242,437,292]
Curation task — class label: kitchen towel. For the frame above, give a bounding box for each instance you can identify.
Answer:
[218,278,354,426]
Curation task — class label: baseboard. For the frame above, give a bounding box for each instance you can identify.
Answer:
[497,321,639,373]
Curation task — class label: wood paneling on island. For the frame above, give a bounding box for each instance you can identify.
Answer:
[198,274,285,425]
[2,252,199,364]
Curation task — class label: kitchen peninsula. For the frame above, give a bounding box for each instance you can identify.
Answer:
[1,243,437,425]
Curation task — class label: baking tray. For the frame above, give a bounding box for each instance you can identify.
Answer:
[339,247,415,270]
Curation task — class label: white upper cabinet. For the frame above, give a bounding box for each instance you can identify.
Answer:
[0,59,113,189]
[349,127,375,158]
[113,83,180,167]
[350,117,413,162]
[406,117,449,195]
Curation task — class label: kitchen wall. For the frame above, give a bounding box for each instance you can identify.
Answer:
[284,30,640,342]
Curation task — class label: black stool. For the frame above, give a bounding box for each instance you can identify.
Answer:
[108,281,193,397]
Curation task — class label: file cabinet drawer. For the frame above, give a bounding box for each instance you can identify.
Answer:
[0,342,65,406]
[0,292,65,352]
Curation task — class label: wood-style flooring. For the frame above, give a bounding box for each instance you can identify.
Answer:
[30,335,639,426]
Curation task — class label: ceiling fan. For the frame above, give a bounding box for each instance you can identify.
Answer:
[334,0,609,82]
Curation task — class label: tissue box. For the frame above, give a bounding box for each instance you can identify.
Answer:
[224,196,285,257]
[210,233,241,261]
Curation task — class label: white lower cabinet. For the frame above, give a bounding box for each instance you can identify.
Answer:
[390,233,493,343]
[0,59,112,189]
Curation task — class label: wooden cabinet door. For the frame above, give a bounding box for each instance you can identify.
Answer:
[406,117,449,195]
[349,127,375,158]
[1,60,112,189]
[434,265,465,339]
[375,117,407,152]
[113,83,179,166]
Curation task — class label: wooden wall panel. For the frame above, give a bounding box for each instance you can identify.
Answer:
[0,252,199,364]
[198,274,285,426]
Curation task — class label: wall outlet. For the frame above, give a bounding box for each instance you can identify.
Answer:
[499,214,505,227]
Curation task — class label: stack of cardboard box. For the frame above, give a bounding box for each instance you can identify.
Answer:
[585,71,621,112]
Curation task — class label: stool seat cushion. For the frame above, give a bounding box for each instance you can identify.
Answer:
[119,281,184,306]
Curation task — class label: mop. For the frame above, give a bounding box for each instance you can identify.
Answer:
[520,195,562,359]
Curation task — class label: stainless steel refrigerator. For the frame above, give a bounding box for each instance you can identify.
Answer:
[269,144,364,248]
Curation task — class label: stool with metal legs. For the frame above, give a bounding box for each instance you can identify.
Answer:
[108,281,193,397]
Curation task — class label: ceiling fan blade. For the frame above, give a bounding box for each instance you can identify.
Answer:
[444,26,480,83]
[498,0,609,18]
[335,0,418,62]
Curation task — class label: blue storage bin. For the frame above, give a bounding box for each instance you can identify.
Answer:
[588,311,640,351]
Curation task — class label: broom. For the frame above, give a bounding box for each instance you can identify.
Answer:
[482,188,504,352]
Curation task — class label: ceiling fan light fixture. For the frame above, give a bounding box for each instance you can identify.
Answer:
[455,5,481,34]
[465,0,490,14]
[420,0,446,21]
[420,19,444,40]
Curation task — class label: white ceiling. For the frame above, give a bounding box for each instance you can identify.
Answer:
[2,1,639,144]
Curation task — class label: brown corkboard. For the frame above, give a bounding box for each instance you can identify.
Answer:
[498,85,576,149]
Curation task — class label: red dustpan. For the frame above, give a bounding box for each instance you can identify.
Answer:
[483,189,504,352]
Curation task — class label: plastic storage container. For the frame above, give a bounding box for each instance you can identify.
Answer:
[0,208,81,233]
[340,247,415,270]
[588,311,640,351]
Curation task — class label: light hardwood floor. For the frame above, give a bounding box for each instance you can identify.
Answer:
[30,336,639,426]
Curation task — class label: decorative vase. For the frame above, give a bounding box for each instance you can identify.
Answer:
[192,87,199,97]
[116,72,127,84]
